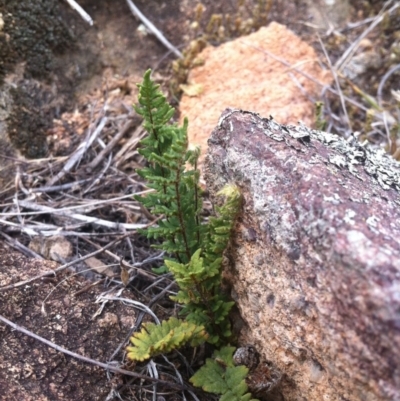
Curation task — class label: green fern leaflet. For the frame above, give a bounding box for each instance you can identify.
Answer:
[126,317,208,361]
[190,346,259,401]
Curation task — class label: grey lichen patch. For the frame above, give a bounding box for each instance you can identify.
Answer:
[343,208,356,225]
[218,109,400,193]
[345,229,400,270]
[285,121,399,191]
[366,215,380,233]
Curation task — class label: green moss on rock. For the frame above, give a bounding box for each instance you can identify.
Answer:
[0,0,74,83]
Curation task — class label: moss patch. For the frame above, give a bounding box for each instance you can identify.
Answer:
[0,0,74,83]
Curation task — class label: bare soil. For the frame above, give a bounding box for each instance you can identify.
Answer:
[0,243,136,401]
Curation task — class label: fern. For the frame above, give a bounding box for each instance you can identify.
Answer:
[190,346,259,401]
[134,69,203,268]
[131,69,241,344]
[127,70,254,400]
[165,185,241,344]
[126,317,208,361]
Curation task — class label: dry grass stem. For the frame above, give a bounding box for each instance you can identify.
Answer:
[125,0,183,59]
[335,1,399,72]
[64,0,93,25]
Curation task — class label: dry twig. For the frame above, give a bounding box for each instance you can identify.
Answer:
[335,1,399,72]
[64,0,93,25]
[125,0,183,59]
[317,35,352,132]
[47,117,108,187]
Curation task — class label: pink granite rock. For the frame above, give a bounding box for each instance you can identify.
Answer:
[180,22,332,170]
[205,109,400,401]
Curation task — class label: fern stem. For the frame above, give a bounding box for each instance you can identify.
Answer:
[147,101,169,198]
[174,169,192,261]
[193,280,224,339]
[193,159,201,246]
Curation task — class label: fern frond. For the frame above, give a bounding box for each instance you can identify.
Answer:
[203,184,242,264]
[165,249,235,345]
[134,70,175,130]
[126,317,208,361]
[134,70,203,263]
[190,346,259,401]
[133,71,242,347]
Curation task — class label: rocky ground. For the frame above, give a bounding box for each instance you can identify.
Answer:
[0,0,399,400]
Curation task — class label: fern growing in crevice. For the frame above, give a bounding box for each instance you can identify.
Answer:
[132,69,241,344]
[127,70,256,400]
[166,184,241,344]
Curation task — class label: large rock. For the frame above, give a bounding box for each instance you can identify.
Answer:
[180,22,331,169]
[205,109,400,401]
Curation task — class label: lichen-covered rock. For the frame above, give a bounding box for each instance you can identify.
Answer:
[205,109,400,401]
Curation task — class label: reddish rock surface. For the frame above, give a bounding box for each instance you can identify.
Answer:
[180,22,332,169]
[205,109,400,401]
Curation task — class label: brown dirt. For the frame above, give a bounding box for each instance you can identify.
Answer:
[0,243,138,401]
